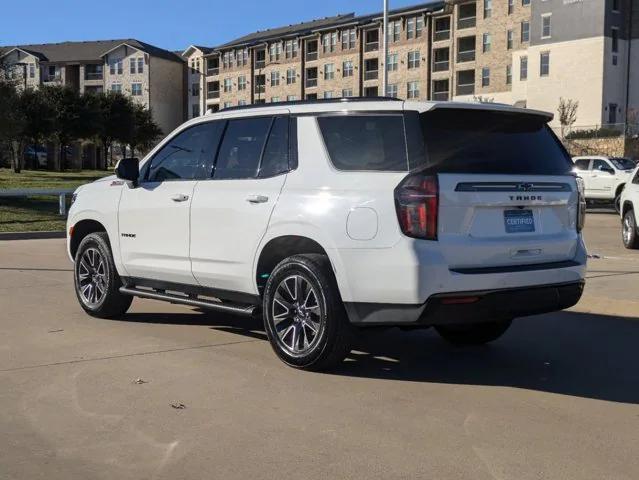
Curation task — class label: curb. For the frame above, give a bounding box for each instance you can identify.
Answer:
[0,231,66,241]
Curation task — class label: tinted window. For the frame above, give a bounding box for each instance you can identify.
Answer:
[147,122,223,182]
[611,157,635,170]
[593,159,611,171]
[574,159,590,171]
[259,116,289,178]
[417,109,572,175]
[317,115,408,171]
[215,117,272,179]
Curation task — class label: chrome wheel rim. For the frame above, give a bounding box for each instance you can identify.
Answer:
[271,275,324,355]
[623,216,633,245]
[77,248,107,306]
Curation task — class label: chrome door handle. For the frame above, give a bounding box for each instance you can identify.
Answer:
[246,194,269,204]
[171,193,190,202]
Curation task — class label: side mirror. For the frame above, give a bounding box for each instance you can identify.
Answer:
[115,157,140,186]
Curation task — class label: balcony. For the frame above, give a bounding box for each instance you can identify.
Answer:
[84,72,103,81]
[207,90,220,99]
[254,84,265,94]
[44,75,62,83]
[432,91,449,101]
[433,61,450,72]
[456,83,475,95]
[306,78,318,88]
[457,50,476,63]
[457,16,476,29]
[364,70,379,81]
[434,30,450,41]
[306,51,318,62]
[207,67,219,76]
[365,42,379,52]
[255,60,266,69]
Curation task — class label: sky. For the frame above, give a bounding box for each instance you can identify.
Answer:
[1,0,433,52]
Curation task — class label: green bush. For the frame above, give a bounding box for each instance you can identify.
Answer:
[565,127,622,139]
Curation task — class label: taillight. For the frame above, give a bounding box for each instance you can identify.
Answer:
[395,174,439,240]
[575,176,586,232]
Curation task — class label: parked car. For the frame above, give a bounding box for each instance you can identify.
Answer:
[619,165,639,249]
[25,145,48,168]
[67,98,587,370]
[572,155,636,212]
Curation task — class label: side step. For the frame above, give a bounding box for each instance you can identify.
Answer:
[119,286,258,317]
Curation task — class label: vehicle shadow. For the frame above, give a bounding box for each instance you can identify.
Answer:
[123,309,639,404]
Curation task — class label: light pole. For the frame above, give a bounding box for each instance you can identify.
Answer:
[382,0,389,96]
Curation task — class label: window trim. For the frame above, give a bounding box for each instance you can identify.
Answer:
[541,13,552,39]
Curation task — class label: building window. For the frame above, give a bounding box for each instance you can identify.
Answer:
[111,83,122,93]
[130,57,144,74]
[506,64,512,84]
[285,40,298,59]
[287,68,296,84]
[224,78,232,92]
[407,81,420,99]
[408,51,420,69]
[271,71,280,86]
[484,0,492,18]
[287,95,298,101]
[271,96,280,103]
[110,59,123,75]
[508,0,514,14]
[342,89,353,97]
[323,91,333,99]
[608,103,618,124]
[131,83,143,96]
[521,21,530,42]
[343,60,354,77]
[541,14,552,39]
[324,63,334,80]
[386,83,398,97]
[29,64,35,78]
[387,53,399,71]
[507,30,513,50]
[407,18,416,39]
[540,52,550,76]
[269,42,282,62]
[323,32,337,53]
[612,27,619,53]
[191,83,199,96]
[388,21,401,43]
[223,102,232,109]
[481,67,490,86]
[522,0,530,5]
[238,75,246,91]
[342,28,356,50]
[520,56,528,80]
[482,33,491,53]
[416,17,424,37]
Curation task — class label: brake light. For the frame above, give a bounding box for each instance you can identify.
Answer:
[395,174,439,240]
[575,176,586,232]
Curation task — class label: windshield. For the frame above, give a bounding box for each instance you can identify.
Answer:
[610,158,636,170]
[417,109,573,175]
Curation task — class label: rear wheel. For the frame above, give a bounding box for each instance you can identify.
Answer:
[622,210,639,249]
[74,232,132,318]
[435,320,512,346]
[263,254,352,371]
[614,195,622,214]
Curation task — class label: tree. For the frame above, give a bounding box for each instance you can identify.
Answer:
[19,88,56,168]
[97,91,135,169]
[129,104,162,157]
[0,81,26,172]
[558,97,579,139]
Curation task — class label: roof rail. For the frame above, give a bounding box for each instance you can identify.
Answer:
[208,96,402,114]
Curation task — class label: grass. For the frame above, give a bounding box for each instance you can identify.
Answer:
[0,168,112,232]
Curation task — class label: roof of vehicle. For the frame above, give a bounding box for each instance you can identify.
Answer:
[201,98,554,121]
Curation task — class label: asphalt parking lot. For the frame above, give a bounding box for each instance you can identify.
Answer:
[1,212,638,480]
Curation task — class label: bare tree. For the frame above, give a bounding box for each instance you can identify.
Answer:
[558,97,579,139]
[472,95,495,103]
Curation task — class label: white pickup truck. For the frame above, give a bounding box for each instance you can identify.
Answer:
[572,156,636,211]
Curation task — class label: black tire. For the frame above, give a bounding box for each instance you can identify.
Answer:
[435,320,512,346]
[614,195,622,214]
[262,254,352,371]
[622,210,639,249]
[74,232,132,318]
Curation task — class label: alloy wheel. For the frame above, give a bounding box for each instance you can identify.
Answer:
[77,247,107,306]
[623,216,634,245]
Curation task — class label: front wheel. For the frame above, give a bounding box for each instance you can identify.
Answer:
[74,232,132,318]
[614,195,622,214]
[435,320,512,346]
[262,254,352,371]
[622,210,639,249]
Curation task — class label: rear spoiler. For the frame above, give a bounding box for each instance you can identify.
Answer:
[415,101,554,123]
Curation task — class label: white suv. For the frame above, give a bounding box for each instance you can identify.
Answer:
[572,155,636,211]
[620,165,639,249]
[67,99,587,370]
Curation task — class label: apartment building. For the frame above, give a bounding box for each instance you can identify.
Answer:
[184,0,638,128]
[0,39,185,135]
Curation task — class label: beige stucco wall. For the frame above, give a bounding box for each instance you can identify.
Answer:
[2,50,42,89]
[149,55,185,136]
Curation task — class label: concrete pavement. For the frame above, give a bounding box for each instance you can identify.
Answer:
[0,213,638,480]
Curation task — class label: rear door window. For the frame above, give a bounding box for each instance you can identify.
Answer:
[214,117,273,179]
[573,159,591,171]
[317,115,408,171]
[417,109,573,175]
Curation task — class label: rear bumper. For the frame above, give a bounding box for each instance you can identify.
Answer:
[344,280,584,325]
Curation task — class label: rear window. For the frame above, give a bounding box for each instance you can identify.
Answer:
[317,115,408,171]
[417,109,573,175]
[611,157,635,170]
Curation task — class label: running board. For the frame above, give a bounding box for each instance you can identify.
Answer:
[119,286,257,317]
